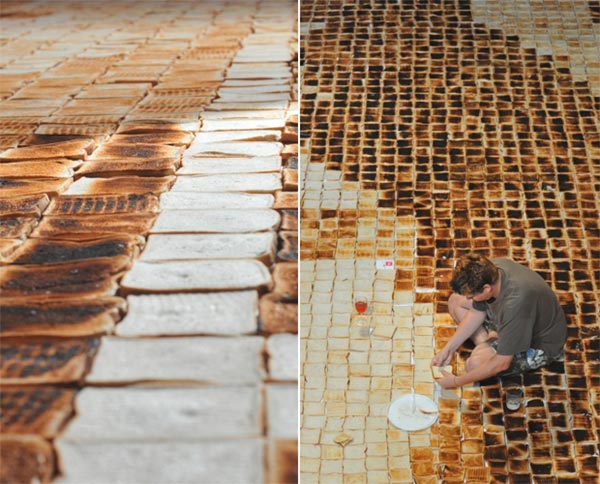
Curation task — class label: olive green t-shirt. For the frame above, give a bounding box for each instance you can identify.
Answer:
[472,258,567,358]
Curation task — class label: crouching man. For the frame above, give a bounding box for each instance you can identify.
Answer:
[432,253,567,388]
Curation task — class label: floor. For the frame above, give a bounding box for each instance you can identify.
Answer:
[0,1,297,483]
[1,0,599,483]
[300,1,598,483]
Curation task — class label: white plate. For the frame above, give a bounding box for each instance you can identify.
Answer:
[387,394,439,431]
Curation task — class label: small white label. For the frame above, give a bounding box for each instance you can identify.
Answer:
[376,259,395,270]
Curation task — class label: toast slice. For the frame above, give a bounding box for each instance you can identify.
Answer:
[431,365,453,379]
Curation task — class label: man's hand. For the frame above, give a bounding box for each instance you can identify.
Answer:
[434,350,513,389]
[435,369,457,389]
[432,347,454,367]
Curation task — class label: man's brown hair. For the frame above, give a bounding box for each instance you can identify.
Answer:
[450,253,499,296]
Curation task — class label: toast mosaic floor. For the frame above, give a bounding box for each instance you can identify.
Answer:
[300,1,598,483]
[0,1,297,483]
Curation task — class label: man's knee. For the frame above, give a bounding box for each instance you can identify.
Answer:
[448,293,462,310]
[448,293,470,321]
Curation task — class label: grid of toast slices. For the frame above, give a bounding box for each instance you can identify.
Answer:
[300,1,598,483]
[1,2,298,483]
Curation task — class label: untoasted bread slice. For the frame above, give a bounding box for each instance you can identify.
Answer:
[431,365,453,379]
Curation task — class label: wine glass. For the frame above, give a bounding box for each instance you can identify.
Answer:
[354,296,368,315]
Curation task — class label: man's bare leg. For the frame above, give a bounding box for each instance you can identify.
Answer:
[448,293,497,345]
[465,342,496,372]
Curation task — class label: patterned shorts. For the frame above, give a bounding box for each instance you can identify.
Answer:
[482,320,560,375]
[489,340,551,375]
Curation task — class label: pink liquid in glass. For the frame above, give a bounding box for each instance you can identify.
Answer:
[355,300,368,314]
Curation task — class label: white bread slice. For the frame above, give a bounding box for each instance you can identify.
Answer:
[431,365,453,379]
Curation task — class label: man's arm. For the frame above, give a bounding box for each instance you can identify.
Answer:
[437,353,513,388]
[432,308,486,366]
